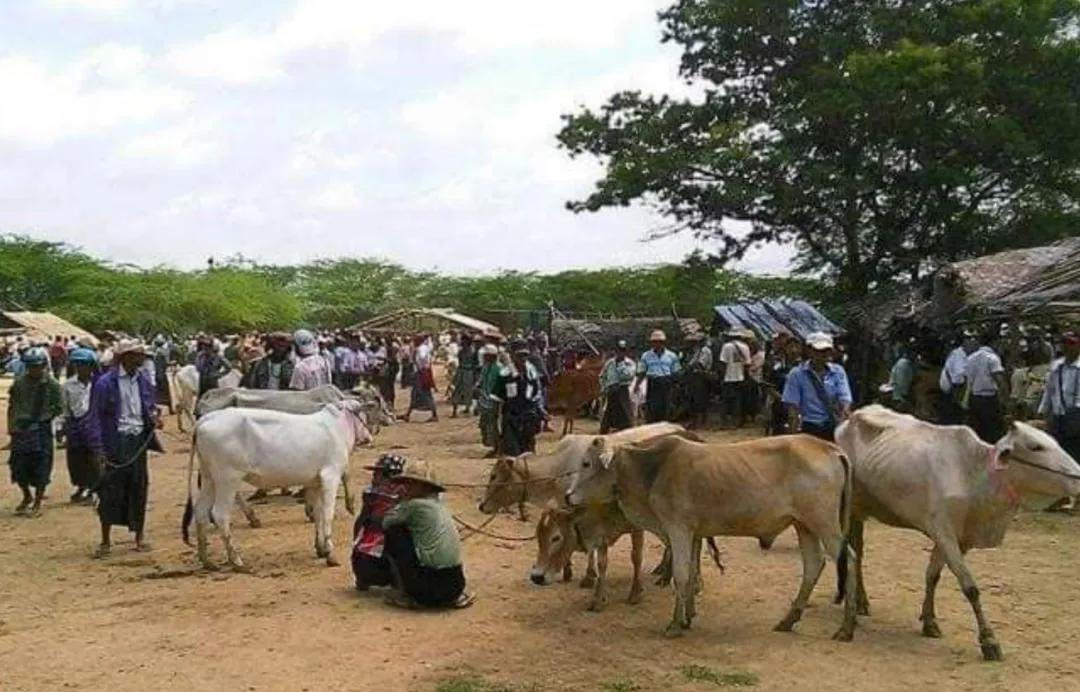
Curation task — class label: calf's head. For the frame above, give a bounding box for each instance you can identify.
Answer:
[530,508,577,585]
[998,421,1080,503]
[338,399,374,448]
[565,438,618,508]
[478,457,525,515]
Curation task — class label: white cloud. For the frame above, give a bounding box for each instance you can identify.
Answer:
[0,55,189,145]
[309,182,361,211]
[43,0,134,14]
[166,28,285,84]
[79,43,149,82]
[121,120,220,168]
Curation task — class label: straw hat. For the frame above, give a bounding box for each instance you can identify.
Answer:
[649,330,667,342]
[114,338,148,357]
[684,332,705,342]
[395,459,445,493]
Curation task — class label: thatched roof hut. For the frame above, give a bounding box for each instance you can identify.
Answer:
[349,308,502,337]
[0,311,98,345]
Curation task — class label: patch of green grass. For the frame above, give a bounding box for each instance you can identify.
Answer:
[680,665,759,688]
[434,676,540,692]
[601,680,642,692]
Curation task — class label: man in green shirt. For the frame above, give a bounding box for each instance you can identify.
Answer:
[382,460,473,609]
[7,348,63,516]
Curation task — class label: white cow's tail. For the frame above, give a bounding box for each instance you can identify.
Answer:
[834,451,853,604]
[181,427,199,545]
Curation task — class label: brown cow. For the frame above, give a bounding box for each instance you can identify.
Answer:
[547,358,604,436]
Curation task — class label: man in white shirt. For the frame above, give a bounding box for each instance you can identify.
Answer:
[939,331,977,424]
[964,331,1007,443]
[719,330,751,428]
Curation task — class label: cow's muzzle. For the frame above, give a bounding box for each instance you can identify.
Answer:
[530,569,548,586]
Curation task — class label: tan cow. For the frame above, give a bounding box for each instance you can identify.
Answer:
[532,504,645,612]
[567,434,857,641]
[836,405,1080,661]
[547,359,604,436]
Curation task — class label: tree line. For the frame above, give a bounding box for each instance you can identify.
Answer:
[0,236,827,335]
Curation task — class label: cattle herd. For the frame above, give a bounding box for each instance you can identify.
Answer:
[171,368,1080,664]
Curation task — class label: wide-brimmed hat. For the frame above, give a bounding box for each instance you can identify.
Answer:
[395,459,445,493]
[480,344,499,356]
[806,332,834,351]
[649,330,667,342]
[114,338,149,357]
[616,339,629,349]
[509,339,530,355]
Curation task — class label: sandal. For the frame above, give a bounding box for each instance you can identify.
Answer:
[134,542,153,553]
[452,591,476,609]
[93,544,111,559]
[384,591,419,610]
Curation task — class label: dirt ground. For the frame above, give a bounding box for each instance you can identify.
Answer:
[1,376,1079,692]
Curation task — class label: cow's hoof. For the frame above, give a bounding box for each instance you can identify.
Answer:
[758,536,774,550]
[586,598,606,613]
[663,623,684,639]
[832,627,854,642]
[773,618,797,633]
[326,555,341,567]
[249,517,262,529]
[981,642,1003,662]
[579,575,596,589]
[627,589,643,605]
[654,575,671,587]
[921,620,942,639]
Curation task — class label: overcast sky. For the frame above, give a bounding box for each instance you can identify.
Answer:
[0,0,793,275]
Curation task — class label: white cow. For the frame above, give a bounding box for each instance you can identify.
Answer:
[172,364,241,432]
[184,400,371,570]
[837,405,1080,660]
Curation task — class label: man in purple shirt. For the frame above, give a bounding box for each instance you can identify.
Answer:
[86,339,162,557]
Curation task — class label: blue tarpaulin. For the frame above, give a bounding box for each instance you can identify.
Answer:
[712,300,840,341]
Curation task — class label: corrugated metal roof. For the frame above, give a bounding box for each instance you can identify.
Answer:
[712,300,840,340]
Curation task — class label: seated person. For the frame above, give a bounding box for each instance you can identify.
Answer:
[351,454,409,591]
[381,460,473,609]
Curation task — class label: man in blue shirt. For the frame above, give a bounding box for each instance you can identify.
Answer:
[782,332,852,441]
[634,330,682,424]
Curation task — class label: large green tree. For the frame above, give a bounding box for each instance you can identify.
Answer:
[558,0,1080,295]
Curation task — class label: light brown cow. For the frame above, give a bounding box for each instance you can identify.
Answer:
[567,434,857,641]
[532,504,644,611]
[479,423,695,586]
[837,405,1080,661]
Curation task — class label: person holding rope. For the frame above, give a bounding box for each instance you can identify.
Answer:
[382,459,474,609]
[7,347,62,516]
[86,339,163,558]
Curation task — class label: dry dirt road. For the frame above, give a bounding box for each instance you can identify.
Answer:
[1,381,1079,692]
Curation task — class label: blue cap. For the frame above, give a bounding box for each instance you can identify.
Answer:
[69,348,98,365]
[21,347,48,365]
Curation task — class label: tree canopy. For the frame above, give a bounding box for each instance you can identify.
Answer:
[558,0,1080,296]
[0,237,825,334]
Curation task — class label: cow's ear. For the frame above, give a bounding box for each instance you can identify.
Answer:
[592,438,604,447]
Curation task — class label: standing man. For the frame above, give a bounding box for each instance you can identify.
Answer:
[242,332,295,390]
[939,330,976,424]
[289,329,332,391]
[403,335,439,423]
[475,344,502,456]
[682,333,714,429]
[194,335,230,397]
[885,340,916,413]
[60,348,100,504]
[599,340,636,433]
[965,330,1007,443]
[7,347,62,516]
[1039,331,1080,511]
[634,330,681,424]
[491,339,543,456]
[719,330,751,428]
[450,335,479,418]
[49,336,68,381]
[782,332,852,442]
[86,340,162,556]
